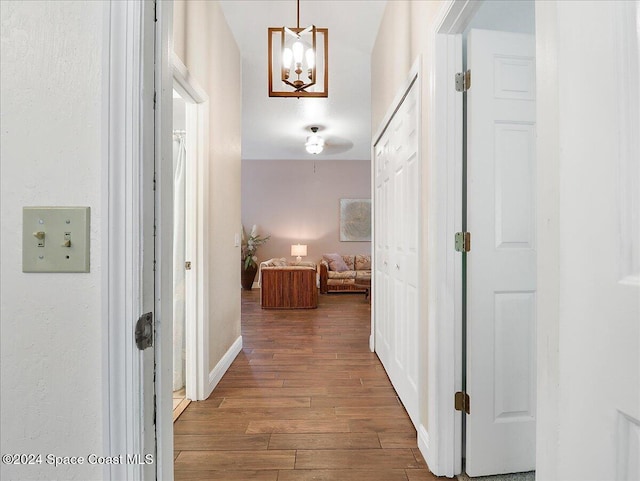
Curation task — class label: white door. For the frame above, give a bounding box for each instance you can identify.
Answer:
[374,78,420,426]
[546,3,639,479]
[466,29,536,476]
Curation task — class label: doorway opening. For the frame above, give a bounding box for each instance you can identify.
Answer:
[172,88,191,420]
[170,54,211,408]
[430,0,537,478]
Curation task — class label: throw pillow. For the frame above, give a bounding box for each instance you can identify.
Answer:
[323,253,349,272]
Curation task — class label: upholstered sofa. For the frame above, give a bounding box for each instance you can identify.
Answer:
[319,254,371,294]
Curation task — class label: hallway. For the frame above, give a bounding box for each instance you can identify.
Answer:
[173,290,442,480]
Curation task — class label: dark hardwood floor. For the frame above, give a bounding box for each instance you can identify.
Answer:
[174,289,444,481]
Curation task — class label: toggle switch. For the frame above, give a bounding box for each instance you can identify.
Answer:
[23,207,90,272]
[33,231,45,247]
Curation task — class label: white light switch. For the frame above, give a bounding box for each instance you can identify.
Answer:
[234,233,240,247]
[23,207,90,273]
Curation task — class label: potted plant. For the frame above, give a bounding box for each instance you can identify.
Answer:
[240,224,270,290]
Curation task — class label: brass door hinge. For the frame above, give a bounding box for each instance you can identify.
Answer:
[455,391,470,414]
[455,70,471,92]
[455,232,471,253]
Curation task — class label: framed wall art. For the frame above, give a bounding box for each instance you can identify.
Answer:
[339,199,371,242]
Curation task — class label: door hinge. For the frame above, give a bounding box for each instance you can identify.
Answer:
[135,312,153,350]
[455,391,470,414]
[185,261,192,270]
[455,70,471,92]
[455,231,471,252]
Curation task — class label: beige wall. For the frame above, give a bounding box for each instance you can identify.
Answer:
[242,159,372,264]
[173,0,242,374]
[372,0,446,434]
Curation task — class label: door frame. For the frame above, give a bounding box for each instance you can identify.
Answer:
[427,0,481,477]
[172,54,211,401]
[102,0,173,479]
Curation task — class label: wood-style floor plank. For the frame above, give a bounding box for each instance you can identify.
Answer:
[277,469,410,481]
[175,450,296,470]
[174,290,445,480]
[268,433,381,450]
[294,448,421,469]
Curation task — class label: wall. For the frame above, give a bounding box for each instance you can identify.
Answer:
[0,1,105,480]
[371,0,445,442]
[242,159,371,264]
[465,0,535,35]
[173,1,242,376]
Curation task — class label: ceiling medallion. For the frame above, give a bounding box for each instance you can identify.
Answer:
[268,0,328,98]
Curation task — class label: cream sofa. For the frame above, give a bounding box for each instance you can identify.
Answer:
[319,254,371,294]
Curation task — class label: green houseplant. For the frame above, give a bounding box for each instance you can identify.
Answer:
[240,224,270,290]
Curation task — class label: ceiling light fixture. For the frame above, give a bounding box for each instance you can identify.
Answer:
[268,0,328,98]
[305,126,324,154]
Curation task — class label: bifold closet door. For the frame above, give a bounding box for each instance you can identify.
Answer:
[374,79,420,427]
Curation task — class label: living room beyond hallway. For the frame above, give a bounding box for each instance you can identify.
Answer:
[173,290,443,480]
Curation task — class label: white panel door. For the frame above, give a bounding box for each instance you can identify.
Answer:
[374,79,420,426]
[374,136,392,369]
[466,29,536,476]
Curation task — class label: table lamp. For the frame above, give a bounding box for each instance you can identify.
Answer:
[291,244,308,263]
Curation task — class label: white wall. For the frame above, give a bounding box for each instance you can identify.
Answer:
[0,1,105,480]
[242,159,372,263]
[466,0,535,35]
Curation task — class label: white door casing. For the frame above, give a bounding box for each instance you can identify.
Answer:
[140,0,156,478]
[466,29,537,476]
[171,54,211,402]
[374,74,420,427]
[103,1,161,479]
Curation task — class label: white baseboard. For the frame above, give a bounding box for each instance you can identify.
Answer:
[418,424,437,475]
[206,335,242,398]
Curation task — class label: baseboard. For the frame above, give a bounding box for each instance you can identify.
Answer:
[206,335,242,398]
[418,424,437,475]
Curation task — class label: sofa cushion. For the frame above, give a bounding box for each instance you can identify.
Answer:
[327,278,356,286]
[323,253,349,272]
[328,270,357,280]
[355,255,371,271]
[341,255,355,270]
[271,257,288,267]
[355,270,371,281]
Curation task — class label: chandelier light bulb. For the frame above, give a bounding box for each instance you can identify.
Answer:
[305,48,315,69]
[292,41,304,63]
[282,48,293,69]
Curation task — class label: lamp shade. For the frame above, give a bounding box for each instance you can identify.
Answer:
[291,244,307,257]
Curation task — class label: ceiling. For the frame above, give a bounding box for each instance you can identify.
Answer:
[219,0,387,161]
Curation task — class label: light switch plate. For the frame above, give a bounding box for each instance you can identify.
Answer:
[23,207,90,273]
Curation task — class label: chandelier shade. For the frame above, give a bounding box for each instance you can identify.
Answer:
[268,1,328,98]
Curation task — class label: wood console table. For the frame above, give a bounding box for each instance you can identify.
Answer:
[261,266,318,309]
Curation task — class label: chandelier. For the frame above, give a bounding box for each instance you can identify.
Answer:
[268,0,328,98]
